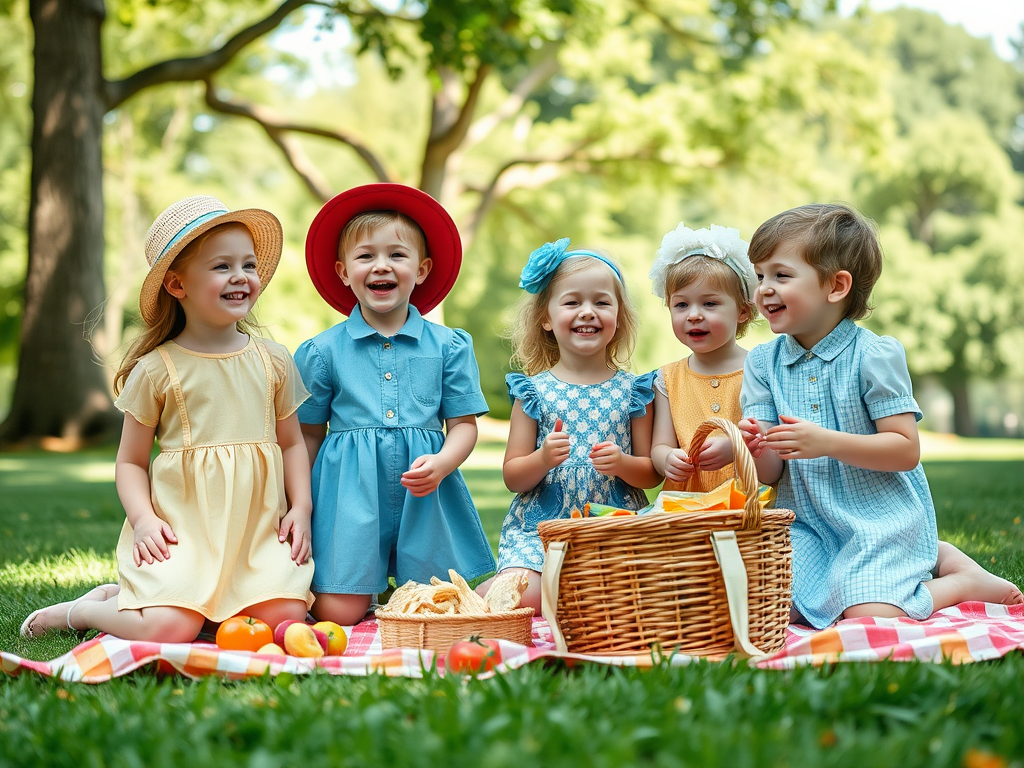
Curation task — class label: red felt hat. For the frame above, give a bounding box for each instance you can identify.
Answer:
[305,184,462,316]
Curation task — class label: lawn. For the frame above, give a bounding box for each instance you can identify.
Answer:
[1,438,1023,767]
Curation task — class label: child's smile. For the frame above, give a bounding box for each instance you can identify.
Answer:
[754,242,841,349]
[544,261,620,365]
[337,223,432,333]
[668,277,747,359]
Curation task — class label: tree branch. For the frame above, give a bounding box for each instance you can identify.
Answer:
[631,0,715,48]
[204,81,393,199]
[421,64,493,196]
[464,52,559,150]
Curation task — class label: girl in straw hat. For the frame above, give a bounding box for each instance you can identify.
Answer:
[22,196,314,641]
[298,184,495,626]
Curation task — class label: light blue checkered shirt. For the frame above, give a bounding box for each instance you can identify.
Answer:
[741,319,937,628]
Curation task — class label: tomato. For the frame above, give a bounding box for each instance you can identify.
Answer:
[445,637,503,674]
[215,615,273,652]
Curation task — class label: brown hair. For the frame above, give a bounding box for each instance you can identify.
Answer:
[509,256,640,376]
[338,211,427,263]
[114,222,261,395]
[748,203,882,320]
[663,255,758,338]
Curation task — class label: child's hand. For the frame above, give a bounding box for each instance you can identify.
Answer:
[589,441,623,476]
[132,514,178,567]
[764,415,830,459]
[278,506,312,565]
[540,418,570,469]
[663,448,695,483]
[737,418,767,458]
[695,435,734,472]
[401,454,451,497]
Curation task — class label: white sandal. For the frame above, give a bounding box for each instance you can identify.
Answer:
[19,596,86,639]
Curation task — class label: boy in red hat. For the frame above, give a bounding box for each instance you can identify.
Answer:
[297,184,495,625]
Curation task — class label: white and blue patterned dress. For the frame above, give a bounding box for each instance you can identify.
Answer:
[741,318,937,629]
[497,370,655,572]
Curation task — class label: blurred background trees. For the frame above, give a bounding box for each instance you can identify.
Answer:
[0,0,1021,444]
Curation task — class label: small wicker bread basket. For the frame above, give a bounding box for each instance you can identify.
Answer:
[376,608,534,655]
[538,417,794,658]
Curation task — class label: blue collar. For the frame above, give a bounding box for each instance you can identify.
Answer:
[781,318,858,365]
[344,304,425,341]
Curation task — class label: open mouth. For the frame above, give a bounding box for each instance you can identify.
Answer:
[763,303,785,317]
[222,292,249,301]
[687,330,709,340]
[572,326,599,336]
[368,280,397,294]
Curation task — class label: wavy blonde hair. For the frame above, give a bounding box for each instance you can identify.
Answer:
[113,223,261,395]
[508,256,639,376]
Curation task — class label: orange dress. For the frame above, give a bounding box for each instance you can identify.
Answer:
[113,337,314,622]
[657,358,744,493]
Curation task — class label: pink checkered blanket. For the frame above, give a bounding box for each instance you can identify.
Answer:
[3,602,1022,683]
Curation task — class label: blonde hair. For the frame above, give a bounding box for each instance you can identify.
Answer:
[509,256,640,375]
[663,255,758,338]
[338,211,427,262]
[748,203,882,320]
[114,222,261,395]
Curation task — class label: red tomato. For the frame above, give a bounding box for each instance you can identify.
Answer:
[216,615,273,652]
[445,637,502,674]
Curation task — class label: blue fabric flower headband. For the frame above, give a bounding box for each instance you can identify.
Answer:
[519,237,625,295]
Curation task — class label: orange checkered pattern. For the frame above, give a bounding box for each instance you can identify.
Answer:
[2,602,1021,683]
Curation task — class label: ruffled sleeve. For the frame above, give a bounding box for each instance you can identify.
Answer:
[505,372,542,421]
[113,356,164,428]
[628,370,656,418]
[265,341,311,420]
[861,336,922,422]
[440,328,489,419]
[653,367,668,398]
[294,338,333,425]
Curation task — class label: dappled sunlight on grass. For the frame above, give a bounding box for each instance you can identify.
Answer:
[920,432,1024,461]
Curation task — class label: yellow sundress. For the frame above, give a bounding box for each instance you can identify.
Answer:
[113,337,314,622]
[658,358,744,494]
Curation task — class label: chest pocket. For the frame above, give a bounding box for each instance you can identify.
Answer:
[408,356,443,409]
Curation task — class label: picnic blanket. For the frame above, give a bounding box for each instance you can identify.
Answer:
[3,601,1022,683]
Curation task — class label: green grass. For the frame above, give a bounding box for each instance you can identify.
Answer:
[1,440,1023,767]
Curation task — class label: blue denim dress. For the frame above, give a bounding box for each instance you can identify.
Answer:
[496,370,655,572]
[296,305,496,593]
[741,319,937,628]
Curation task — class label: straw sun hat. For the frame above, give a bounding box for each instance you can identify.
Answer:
[305,184,462,316]
[140,196,283,326]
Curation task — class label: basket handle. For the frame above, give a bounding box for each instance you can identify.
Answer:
[687,417,762,530]
[540,541,570,653]
[710,530,768,659]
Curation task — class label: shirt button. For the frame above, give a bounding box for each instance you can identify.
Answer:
[710,379,720,388]
[812,404,819,411]
[809,376,817,383]
[383,342,391,349]
[386,410,395,419]
[385,372,393,381]
[711,402,721,413]
[805,352,812,360]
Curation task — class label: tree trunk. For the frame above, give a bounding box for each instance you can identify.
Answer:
[0,0,120,447]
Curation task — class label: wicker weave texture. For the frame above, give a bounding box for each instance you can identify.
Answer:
[539,417,794,657]
[376,608,535,654]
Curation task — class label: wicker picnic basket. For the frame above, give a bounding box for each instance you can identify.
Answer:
[376,608,535,655]
[537,417,794,658]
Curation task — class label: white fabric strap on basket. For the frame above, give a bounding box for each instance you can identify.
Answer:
[540,541,570,652]
[540,533,768,659]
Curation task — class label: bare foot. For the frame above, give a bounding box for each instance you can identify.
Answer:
[932,542,1024,607]
[20,583,120,638]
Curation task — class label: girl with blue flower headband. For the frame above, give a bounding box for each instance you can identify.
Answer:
[475,238,662,612]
